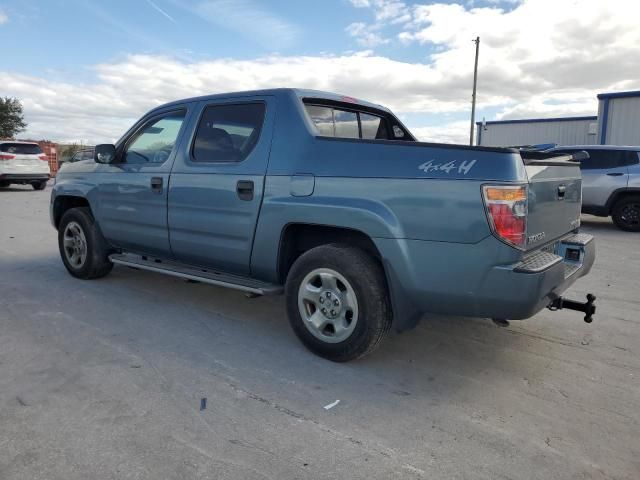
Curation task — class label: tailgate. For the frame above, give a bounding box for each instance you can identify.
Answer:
[521,151,582,250]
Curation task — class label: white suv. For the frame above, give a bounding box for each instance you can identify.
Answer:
[0,141,51,190]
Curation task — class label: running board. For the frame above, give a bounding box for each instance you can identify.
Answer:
[108,253,283,296]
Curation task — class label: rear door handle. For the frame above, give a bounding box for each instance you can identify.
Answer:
[150,176,163,193]
[606,172,624,176]
[236,180,254,201]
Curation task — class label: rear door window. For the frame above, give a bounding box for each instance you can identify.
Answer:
[192,103,266,163]
[0,143,43,155]
[583,150,633,169]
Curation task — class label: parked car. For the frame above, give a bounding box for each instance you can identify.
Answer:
[50,89,596,361]
[548,145,640,231]
[0,141,50,190]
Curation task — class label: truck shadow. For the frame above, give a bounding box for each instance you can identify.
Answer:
[5,253,554,410]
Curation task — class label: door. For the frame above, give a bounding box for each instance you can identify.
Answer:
[580,149,631,207]
[168,97,275,275]
[95,108,189,257]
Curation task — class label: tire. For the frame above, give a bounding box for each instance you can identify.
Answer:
[32,181,47,190]
[285,244,392,362]
[58,207,114,279]
[0,181,9,188]
[611,196,640,232]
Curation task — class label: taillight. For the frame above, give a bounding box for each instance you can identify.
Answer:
[0,154,15,160]
[482,185,527,249]
[39,155,48,161]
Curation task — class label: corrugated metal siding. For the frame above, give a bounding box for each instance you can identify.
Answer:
[604,96,640,145]
[477,119,598,147]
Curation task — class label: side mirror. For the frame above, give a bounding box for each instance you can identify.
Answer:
[95,144,117,164]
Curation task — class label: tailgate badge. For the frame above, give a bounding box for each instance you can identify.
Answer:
[527,232,546,244]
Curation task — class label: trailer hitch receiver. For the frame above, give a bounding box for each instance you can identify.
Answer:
[548,294,596,323]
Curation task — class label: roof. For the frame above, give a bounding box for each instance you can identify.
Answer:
[597,90,640,100]
[152,88,390,115]
[551,145,640,151]
[476,116,597,126]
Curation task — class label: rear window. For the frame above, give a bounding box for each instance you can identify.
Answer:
[0,143,43,155]
[304,104,404,141]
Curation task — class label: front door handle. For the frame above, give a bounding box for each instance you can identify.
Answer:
[606,172,624,176]
[150,176,163,193]
[236,180,254,201]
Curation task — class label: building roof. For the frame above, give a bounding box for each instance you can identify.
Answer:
[476,116,597,126]
[597,90,640,100]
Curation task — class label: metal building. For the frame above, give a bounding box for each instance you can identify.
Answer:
[597,90,640,145]
[476,116,598,147]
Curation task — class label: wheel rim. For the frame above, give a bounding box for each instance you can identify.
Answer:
[297,268,359,344]
[63,221,88,268]
[619,203,640,227]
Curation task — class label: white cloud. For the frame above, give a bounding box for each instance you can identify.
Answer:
[0,9,8,24]
[346,22,390,47]
[349,0,371,7]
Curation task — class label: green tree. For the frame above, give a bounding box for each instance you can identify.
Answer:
[0,97,27,138]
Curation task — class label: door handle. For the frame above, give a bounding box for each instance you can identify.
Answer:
[150,176,163,192]
[236,180,254,201]
[606,172,624,176]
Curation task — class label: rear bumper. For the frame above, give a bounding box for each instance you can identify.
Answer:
[473,234,595,319]
[374,233,595,330]
[0,173,50,183]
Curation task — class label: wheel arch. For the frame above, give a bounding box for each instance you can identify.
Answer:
[605,187,640,214]
[52,195,92,229]
[276,223,382,284]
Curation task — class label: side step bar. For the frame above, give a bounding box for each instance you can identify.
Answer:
[109,253,283,296]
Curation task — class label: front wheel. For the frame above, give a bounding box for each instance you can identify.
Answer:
[285,244,392,362]
[611,196,640,232]
[58,207,114,279]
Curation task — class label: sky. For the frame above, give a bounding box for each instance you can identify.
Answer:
[1,0,639,144]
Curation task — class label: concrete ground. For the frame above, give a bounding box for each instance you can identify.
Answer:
[0,184,638,480]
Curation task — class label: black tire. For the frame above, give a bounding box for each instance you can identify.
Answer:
[32,181,47,190]
[58,207,114,279]
[611,196,640,232]
[0,181,9,188]
[285,244,392,362]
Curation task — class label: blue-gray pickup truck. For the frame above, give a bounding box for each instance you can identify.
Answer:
[51,88,596,361]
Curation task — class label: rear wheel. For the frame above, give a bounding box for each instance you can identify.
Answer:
[32,181,47,190]
[285,244,392,362]
[612,196,640,232]
[58,207,114,279]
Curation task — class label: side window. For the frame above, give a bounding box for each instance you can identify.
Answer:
[360,112,388,140]
[192,103,266,163]
[124,111,186,164]
[622,151,640,166]
[306,105,334,136]
[334,109,359,138]
[584,150,629,170]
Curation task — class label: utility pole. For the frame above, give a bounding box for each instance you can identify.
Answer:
[469,36,480,146]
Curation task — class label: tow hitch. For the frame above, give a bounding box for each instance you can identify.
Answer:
[548,294,596,323]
